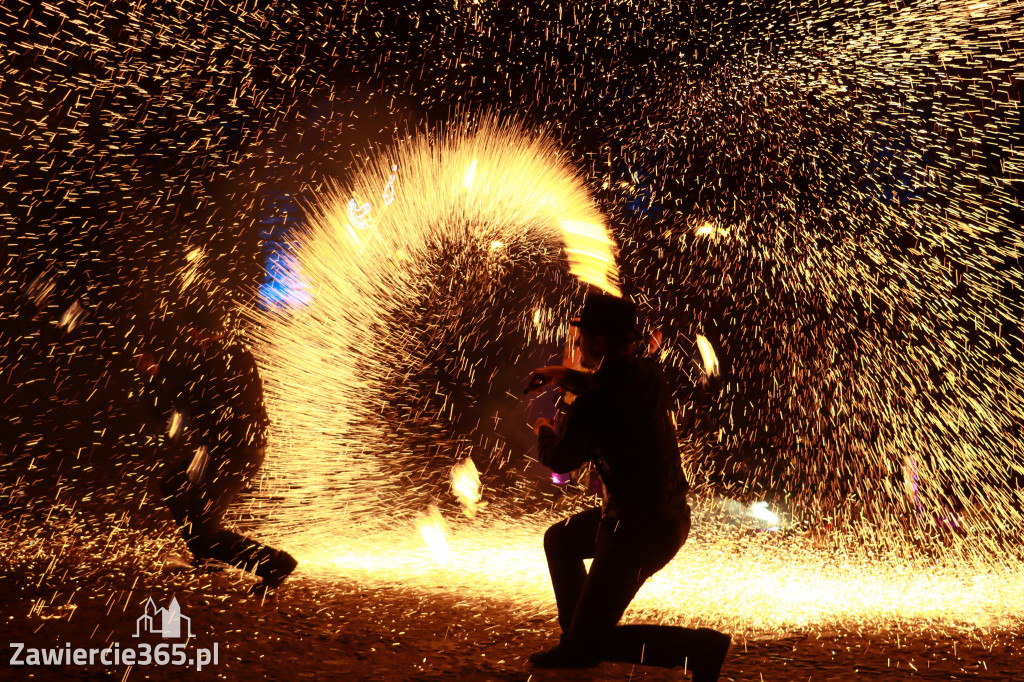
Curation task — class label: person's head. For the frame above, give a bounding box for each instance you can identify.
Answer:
[151,293,228,350]
[570,293,638,369]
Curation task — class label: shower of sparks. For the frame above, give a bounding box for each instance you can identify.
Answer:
[1,0,1023,645]
[249,119,620,550]
[300,516,1024,637]
[594,0,1024,555]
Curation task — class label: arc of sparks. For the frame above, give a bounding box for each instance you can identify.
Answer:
[251,118,621,551]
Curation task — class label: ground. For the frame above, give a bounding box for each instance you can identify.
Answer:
[1,524,1021,682]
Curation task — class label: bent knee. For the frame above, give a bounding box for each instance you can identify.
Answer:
[543,520,570,554]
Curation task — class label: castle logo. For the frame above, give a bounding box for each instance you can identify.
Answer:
[133,597,194,639]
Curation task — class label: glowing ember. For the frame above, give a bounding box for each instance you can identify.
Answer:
[176,247,207,291]
[695,220,729,238]
[59,301,86,332]
[167,411,186,442]
[558,218,621,297]
[748,501,780,527]
[695,334,720,381]
[450,457,483,520]
[186,446,208,484]
[416,505,453,568]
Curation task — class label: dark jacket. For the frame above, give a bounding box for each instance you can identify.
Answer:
[150,334,269,448]
[538,354,689,520]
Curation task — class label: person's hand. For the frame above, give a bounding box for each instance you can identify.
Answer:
[533,417,555,436]
[524,366,568,394]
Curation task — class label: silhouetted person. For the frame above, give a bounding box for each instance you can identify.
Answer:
[137,309,295,593]
[524,293,729,680]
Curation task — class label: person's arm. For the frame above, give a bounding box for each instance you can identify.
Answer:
[558,368,594,395]
[535,393,598,474]
[524,366,595,395]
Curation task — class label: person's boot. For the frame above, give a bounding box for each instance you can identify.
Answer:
[690,628,730,682]
[529,640,599,669]
[250,549,297,595]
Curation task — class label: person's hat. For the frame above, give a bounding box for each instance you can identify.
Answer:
[570,293,639,339]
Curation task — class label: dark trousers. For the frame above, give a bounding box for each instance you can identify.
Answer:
[160,443,281,578]
[544,505,700,663]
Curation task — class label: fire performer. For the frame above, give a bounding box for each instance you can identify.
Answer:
[524,293,729,679]
[136,304,296,594]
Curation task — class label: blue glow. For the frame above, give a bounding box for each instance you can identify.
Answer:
[258,189,312,309]
[258,252,312,308]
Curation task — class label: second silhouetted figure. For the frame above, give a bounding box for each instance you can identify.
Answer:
[138,306,295,594]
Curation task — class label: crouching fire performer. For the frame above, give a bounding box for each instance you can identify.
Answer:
[136,305,296,594]
[524,293,730,680]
